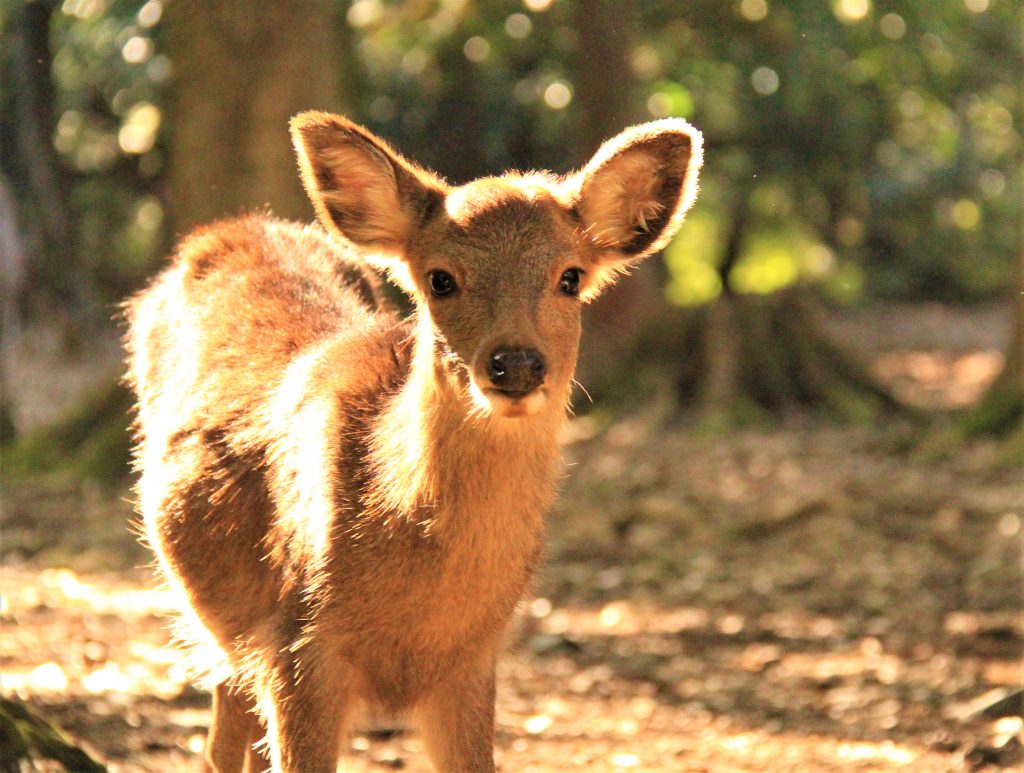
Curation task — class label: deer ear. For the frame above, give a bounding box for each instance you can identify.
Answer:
[565,119,702,298]
[291,112,447,284]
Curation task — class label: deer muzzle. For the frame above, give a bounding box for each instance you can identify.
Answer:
[486,346,547,397]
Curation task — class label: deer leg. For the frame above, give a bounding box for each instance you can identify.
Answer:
[264,653,349,773]
[208,682,262,773]
[244,738,272,773]
[416,656,497,773]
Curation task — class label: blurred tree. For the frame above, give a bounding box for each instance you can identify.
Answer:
[3,0,94,325]
[1,0,177,325]
[572,0,636,155]
[918,262,1022,462]
[981,283,1023,415]
[2,0,348,477]
[164,0,346,235]
[652,0,1019,305]
[338,0,1018,418]
[571,0,669,395]
[633,0,1019,417]
[958,260,1023,450]
[0,174,24,444]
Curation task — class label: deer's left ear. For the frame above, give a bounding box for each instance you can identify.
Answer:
[563,119,702,299]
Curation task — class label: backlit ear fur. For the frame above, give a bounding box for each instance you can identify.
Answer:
[291,111,448,289]
[564,119,702,300]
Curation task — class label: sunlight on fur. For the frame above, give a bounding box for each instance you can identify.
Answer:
[124,112,701,773]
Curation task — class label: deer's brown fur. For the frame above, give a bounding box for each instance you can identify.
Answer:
[125,113,701,772]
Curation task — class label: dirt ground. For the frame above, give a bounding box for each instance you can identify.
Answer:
[1,302,1021,772]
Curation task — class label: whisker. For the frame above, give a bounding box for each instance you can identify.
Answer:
[571,378,594,405]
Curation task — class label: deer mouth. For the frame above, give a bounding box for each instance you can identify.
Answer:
[492,388,532,400]
[489,387,548,417]
[472,384,548,417]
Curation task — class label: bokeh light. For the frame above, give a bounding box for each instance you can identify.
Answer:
[879,13,906,40]
[751,66,780,95]
[463,35,491,62]
[347,0,383,29]
[950,199,981,230]
[505,12,532,39]
[137,0,162,27]
[122,35,153,64]
[543,81,573,110]
[118,102,161,154]
[739,0,769,22]
[834,0,871,24]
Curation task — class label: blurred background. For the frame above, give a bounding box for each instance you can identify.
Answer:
[0,1,1021,771]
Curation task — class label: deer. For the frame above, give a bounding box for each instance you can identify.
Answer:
[124,111,701,772]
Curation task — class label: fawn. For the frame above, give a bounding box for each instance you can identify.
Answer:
[125,112,701,772]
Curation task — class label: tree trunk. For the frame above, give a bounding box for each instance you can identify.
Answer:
[420,43,489,184]
[164,0,345,236]
[962,258,1023,439]
[6,1,350,482]
[1,175,27,445]
[572,0,638,163]
[919,262,1022,462]
[675,287,903,422]
[576,165,900,420]
[6,0,94,324]
[571,0,668,401]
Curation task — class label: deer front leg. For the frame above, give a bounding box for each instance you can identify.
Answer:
[243,743,271,773]
[416,656,497,773]
[264,653,350,773]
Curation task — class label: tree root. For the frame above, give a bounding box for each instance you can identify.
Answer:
[676,288,907,422]
[0,697,106,772]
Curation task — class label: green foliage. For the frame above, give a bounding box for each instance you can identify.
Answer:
[730,227,812,296]
[1,0,167,317]
[4,0,1018,318]
[346,0,587,178]
[643,0,1020,303]
[56,0,168,295]
[664,211,723,306]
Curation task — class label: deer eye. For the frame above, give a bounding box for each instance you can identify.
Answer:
[428,270,457,297]
[558,268,582,296]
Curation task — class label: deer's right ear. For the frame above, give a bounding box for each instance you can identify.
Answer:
[291,112,447,281]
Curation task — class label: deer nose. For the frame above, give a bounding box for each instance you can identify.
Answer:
[487,347,547,395]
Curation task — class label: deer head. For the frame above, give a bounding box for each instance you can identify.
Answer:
[291,113,702,420]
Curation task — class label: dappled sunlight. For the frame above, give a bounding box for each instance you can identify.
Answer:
[4,564,1019,771]
[873,349,1003,409]
[5,319,1015,768]
[1,568,187,704]
[664,209,724,306]
[663,192,856,306]
[729,229,810,296]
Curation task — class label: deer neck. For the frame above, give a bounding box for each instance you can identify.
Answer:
[364,312,565,533]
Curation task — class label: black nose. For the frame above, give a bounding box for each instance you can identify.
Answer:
[487,347,547,395]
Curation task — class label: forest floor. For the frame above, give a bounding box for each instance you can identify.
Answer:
[1,302,1021,772]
